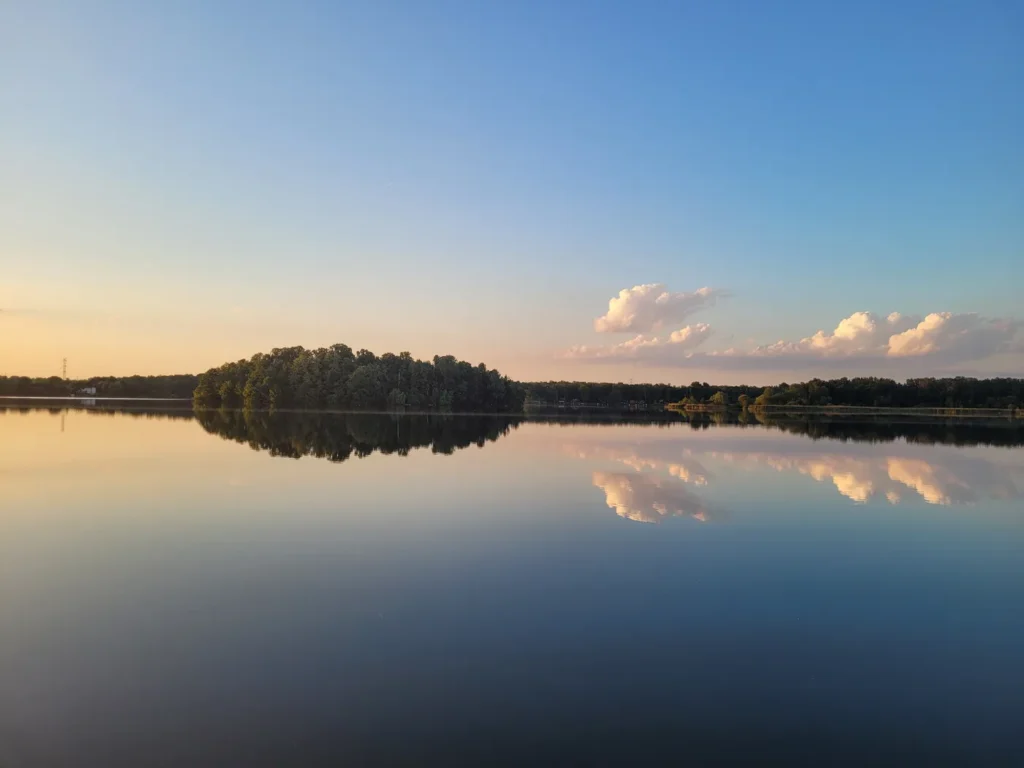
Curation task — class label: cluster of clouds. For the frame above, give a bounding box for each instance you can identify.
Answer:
[743,310,1020,362]
[566,322,713,361]
[566,283,1022,369]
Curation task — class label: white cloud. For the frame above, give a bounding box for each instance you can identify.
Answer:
[594,284,724,334]
[744,311,1021,363]
[669,324,710,345]
[887,313,1020,359]
[566,323,712,361]
[568,307,1021,370]
[744,311,916,358]
[569,284,1023,371]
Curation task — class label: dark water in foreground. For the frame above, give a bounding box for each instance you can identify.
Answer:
[2,408,1023,766]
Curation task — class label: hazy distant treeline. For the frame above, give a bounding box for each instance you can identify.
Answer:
[0,375,198,398]
[524,377,1024,410]
[193,345,524,412]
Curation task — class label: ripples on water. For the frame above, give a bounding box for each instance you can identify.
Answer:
[2,407,1023,766]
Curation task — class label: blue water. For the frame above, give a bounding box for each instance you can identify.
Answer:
[2,409,1022,766]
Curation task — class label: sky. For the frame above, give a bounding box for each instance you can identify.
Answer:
[2,0,1022,384]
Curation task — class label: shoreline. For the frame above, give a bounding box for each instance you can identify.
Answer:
[2,397,1022,421]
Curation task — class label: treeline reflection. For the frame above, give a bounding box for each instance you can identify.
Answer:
[0,404,195,420]
[5,404,1023,449]
[682,412,1024,447]
[194,410,522,461]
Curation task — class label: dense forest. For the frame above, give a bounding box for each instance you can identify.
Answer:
[192,345,524,412]
[0,374,199,398]
[524,377,1024,411]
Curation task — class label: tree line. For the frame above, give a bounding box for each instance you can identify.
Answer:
[192,345,524,412]
[0,375,199,398]
[4,360,1021,414]
[523,380,760,408]
[525,377,1024,411]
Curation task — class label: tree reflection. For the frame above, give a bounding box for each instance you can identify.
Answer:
[0,404,195,420]
[194,410,522,462]
[706,412,1024,447]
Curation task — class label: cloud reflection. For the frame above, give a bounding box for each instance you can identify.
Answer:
[567,435,1022,510]
[568,443,711,486]
[738,453,1021,506]
[592,471,712,524]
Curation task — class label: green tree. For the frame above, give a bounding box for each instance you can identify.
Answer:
[387,388,407,409]
[347,364,385,409]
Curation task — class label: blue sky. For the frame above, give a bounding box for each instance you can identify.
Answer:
[2,0,1022,383]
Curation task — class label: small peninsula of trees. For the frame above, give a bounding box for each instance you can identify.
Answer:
[192,345,524,412]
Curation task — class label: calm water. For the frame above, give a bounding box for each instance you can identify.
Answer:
[3,408,1024,766]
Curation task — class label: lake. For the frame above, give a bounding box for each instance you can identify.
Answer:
[2,407,1023,766]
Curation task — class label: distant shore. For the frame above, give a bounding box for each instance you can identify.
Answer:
[4,397,1021,422]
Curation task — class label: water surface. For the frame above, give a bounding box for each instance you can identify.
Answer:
[2,408,1023,766]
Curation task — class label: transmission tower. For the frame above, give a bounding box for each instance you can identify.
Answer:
[62,358,67,379]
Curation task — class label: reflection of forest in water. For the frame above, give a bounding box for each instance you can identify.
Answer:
[680,411,1024,447]
[4,403,1024,450]
[194,410,524,461]
[0,404,196,420]
[194,411,1024,467]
